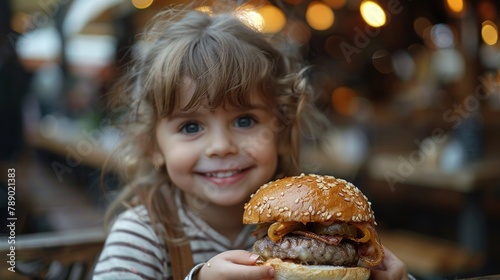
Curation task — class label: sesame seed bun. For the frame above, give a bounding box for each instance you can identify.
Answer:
[264,258,370,280]
[243,174,375,225]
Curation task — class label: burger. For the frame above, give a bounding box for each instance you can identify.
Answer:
[243,174,384,280]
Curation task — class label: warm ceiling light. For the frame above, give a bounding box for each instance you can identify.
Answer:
[331,86,358,116]
[258,4,286,33]
[446,0,464,14]
[482,20,498,45]
[132,0,153,9]
[306,1,335,31]
[360,1,386,28]
[235,5,264,31]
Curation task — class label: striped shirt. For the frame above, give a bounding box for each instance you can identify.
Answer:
[93,191,255,279]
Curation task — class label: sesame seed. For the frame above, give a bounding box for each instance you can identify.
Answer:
[295,198,299,204]
[338,192,344,197]
[344,197,351,202]
[336,212,342,217]
[248,210,252,215]
[326,214,332,220]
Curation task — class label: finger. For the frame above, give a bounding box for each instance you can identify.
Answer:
[202,260,275,280]
[222,250,261,265]
[370,247,408,280]
[235,264,275,280]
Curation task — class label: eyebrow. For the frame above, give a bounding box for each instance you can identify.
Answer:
[169,104,270,119]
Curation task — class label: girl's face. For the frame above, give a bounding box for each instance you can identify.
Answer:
[154,83,280,208]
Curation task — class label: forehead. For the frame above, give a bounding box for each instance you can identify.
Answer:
[176,76,271,112]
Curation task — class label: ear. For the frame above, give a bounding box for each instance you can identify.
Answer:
[150,147,165,167]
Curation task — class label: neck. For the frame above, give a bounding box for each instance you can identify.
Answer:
[183,193,245,241]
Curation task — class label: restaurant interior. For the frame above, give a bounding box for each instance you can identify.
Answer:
[1,0,499,279]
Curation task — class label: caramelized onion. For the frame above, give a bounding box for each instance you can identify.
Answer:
[268,222,306,242]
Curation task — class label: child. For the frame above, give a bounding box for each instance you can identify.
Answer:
[93,3,410,280]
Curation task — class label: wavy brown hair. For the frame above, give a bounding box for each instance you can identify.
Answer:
[104,4,326,245]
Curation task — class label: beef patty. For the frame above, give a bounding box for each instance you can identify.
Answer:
[253,235,359,266]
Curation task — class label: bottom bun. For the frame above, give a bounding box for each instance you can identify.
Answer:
[264,258,370,280]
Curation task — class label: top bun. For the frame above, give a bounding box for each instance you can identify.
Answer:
[243,174,375,224]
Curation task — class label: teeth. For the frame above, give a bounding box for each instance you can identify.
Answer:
[206,170,240,178]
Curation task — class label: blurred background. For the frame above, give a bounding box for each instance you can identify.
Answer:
[1,0,499,279]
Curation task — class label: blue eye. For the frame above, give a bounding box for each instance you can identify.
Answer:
[235,116,255,128]
[180,122,201,134]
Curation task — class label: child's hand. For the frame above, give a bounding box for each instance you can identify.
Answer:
[196,250,274,280]
[370,246,410,280]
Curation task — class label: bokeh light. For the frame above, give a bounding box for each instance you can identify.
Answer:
[446,0,464,15]
[306,1,335,31]
[392,50,416,80]
[132,0,153,9]
[331,86,358,116]
[372,49,393,74]
[235,5,264,31]
[258,4,286,33]
[482,20,499,45]
[360,1,386,28]
[413,17,432,38]
[430,24,455,48]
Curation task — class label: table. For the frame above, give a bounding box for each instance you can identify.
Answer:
[367,153,500,253]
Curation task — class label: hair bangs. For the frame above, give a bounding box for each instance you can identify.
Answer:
[177,29,277,112]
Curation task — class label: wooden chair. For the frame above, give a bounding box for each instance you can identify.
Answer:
[0,227,105,280]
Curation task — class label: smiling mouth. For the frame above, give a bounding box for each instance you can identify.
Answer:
[204,170,242,178]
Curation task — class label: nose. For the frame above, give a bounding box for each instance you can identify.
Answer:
[205,128,238,157]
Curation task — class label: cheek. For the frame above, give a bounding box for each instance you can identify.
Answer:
[246,128,280,163]
[163,144,197,176]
